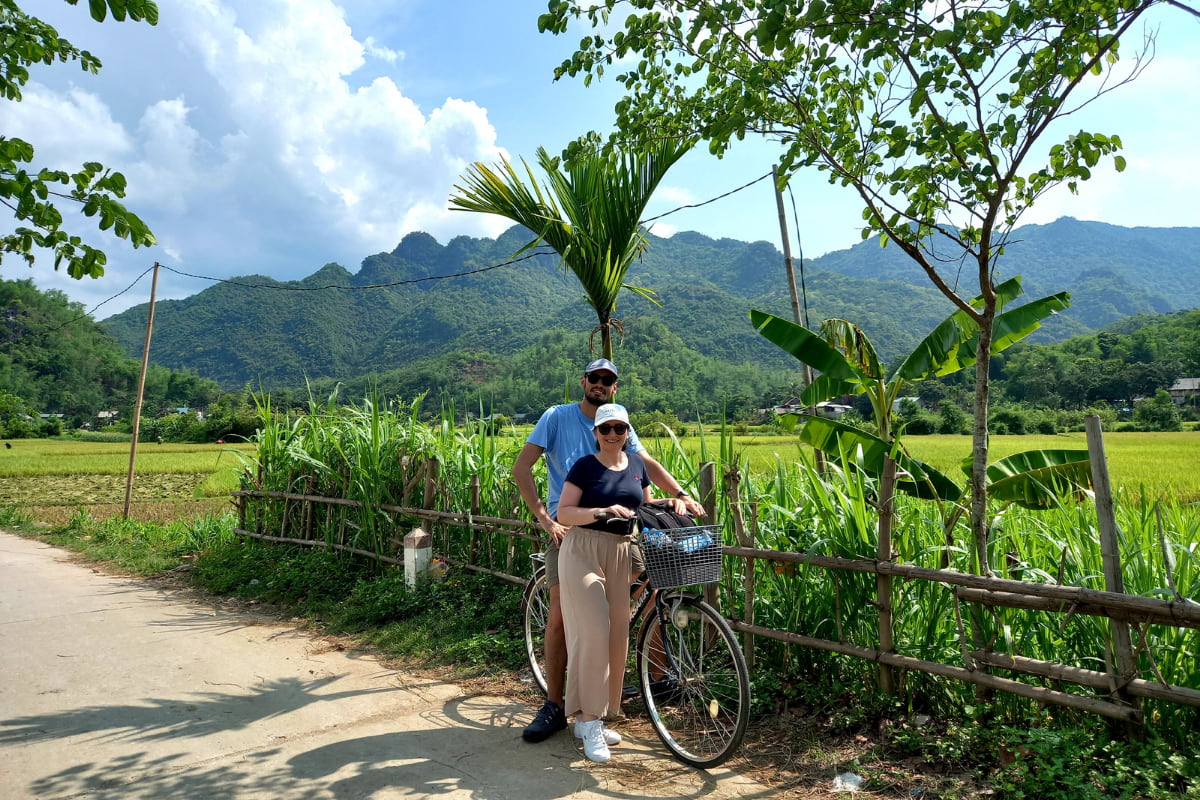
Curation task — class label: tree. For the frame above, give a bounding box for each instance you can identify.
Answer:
[541,0,1184,572]
[448,140,692,359]
[1,0,158,279]
[1132,389,1182,431]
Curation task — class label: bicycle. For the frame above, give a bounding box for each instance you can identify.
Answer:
[521,524,750,768]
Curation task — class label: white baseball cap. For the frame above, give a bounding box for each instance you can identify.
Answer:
[593,403,631,428]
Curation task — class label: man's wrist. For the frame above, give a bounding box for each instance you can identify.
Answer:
[675,489,690,498]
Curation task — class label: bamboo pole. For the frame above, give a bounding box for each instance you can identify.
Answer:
[877,453,897,694]
[468,474,481,565]
[122,261,160,519]
[715,543,1200,629]
[724,465,755,666]
[1086,415,1141,720]
[954,587,1192,628]
[726,619,1141,722]
[700,461,719,608]
[971,650,1200,707]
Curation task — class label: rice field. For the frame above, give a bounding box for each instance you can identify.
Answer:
[633,430,1200,502]
[0,439,254,524]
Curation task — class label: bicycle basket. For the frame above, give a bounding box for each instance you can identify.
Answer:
[639,525,722,589]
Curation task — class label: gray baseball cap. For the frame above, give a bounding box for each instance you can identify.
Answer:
[584,358,618,377]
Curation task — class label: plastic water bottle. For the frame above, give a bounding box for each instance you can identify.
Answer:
[643,529,669,549]
[676,531,713,553]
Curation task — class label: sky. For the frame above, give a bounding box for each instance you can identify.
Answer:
[4,0,1199,318]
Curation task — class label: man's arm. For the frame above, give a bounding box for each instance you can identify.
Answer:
[641,451,706,519]
[512,441,569,543]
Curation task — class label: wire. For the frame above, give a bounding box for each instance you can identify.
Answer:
[786,181,811,329]
[160,248,559,291]
[41,172,777,315]
[641,171,773,224]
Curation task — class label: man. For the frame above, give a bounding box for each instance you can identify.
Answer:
[512,358,705,743]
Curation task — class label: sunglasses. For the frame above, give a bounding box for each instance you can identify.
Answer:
[586,373,617,387]
[596,423,629,435]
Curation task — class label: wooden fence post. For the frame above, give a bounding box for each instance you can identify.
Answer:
[1086,415,1143,724]
[877,453,897,695]
[700,461,719,608]
[468,474,481,565]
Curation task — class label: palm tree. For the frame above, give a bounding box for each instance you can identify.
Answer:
[448,140,692,359]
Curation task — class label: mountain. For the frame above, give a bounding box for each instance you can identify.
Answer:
[100,218,1200,393]
[815,218,1200,330]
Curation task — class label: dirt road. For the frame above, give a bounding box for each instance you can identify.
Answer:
[0,531,768,799]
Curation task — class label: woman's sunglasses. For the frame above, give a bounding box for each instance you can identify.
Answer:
[596,423,629,435]
[586,372,617,386]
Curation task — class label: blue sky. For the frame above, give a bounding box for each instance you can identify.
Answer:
[4,0,1198,317]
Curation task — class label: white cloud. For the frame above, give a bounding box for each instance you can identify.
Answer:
[364,36,404,64]
[0,83,131,167]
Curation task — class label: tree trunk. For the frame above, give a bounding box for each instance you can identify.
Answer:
[598,313,613,360]
[970,307,996,575]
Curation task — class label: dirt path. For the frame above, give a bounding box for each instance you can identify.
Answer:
[0,531,771,799]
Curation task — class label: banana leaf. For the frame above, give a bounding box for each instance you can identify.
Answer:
[897,276,1069,381]
[800,416,963,501]
[750,310,860,384]
[959,449,1093,510]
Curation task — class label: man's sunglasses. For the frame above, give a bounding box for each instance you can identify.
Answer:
[596,423,629,435]
[586,372,617,386]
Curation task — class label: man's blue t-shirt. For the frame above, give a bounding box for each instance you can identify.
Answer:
[526,403,644,517]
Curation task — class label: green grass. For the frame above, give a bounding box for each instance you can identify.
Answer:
[0,438,254,477]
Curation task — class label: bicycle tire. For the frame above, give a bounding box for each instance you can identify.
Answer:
[521,566,550,696]
[635,594,750,769]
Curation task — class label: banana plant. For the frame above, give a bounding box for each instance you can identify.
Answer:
[750,275,1079,507]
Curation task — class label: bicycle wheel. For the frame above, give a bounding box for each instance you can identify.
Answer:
[521,566,550,696]
[635,594,750,769]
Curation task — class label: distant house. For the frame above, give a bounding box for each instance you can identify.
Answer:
[172,407,205,419]
[892,396,922,413]
[96,410,119,426]
[1167,378,1200,406]
[768,398,852,419]
[811,401,853,419]
[771,397,806,415]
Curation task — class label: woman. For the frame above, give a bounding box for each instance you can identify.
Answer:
[555,403,680,762]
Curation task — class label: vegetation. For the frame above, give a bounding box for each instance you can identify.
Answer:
[96,220,1200,395]
[541,0,1193,639]
[0,278,224,434]
[0,0,157,279]
[3,271,1194,446]
[5,398,1197,797]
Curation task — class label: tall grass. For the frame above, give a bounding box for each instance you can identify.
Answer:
[237,395,1199,747]
[236,389,531,570]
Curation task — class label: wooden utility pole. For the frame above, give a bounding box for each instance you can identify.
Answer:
[772,165,806,330]
[772,166,824,470]
[123,262,160,519]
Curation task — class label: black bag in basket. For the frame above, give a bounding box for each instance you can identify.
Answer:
[635,502,696,531]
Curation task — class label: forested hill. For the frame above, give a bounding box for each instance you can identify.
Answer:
[100,218,1200,392]
[817,218,1200,329]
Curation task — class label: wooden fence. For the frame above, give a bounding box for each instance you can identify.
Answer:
[231,435,1200,726]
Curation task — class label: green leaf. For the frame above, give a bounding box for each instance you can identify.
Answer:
[750,310,860,385]
[800,416,962,501]
[971,449,1093,510]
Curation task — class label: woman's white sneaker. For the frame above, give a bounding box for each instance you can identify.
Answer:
[576,719,612,762]
[574,718,621,745]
